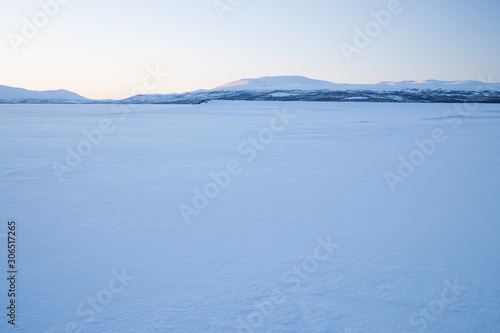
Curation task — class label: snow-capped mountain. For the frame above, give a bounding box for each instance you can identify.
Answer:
[214,76,341,91]
[1,76,500,104]
[120,76,500,104]
[0,85,91,103]
[213,76,500,92]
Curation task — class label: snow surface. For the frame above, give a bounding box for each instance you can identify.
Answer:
[1,101,500,332]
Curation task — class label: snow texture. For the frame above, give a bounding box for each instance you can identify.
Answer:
[1,101,499,332]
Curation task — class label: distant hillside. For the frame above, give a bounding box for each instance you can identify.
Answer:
[0,85,91,104]
[2,76,500,104]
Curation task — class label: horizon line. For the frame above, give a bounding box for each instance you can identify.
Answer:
[2,75,499,101]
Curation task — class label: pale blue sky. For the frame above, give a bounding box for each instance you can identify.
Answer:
[1,0,499,99]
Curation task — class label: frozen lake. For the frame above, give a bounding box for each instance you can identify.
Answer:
[1,101,500,332]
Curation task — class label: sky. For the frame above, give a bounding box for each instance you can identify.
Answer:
[1,0,499,99]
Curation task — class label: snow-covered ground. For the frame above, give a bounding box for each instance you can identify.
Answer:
[1,101,499,332]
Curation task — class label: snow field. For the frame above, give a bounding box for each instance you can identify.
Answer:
[0,101,499,332]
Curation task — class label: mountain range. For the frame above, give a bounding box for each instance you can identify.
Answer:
[2,76,500,104]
